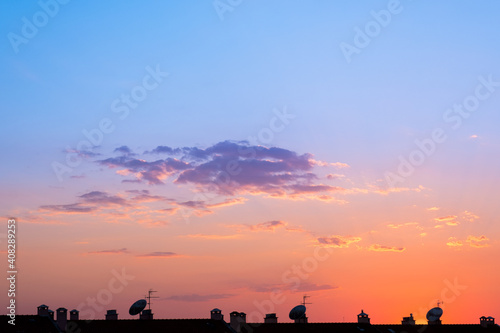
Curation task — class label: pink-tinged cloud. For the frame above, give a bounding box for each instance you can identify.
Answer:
[317,235,361,248]
[85,248,129,255]
[427,207,440,211]
[136,251,180,257]
[367,244,405,252]
[162,294,233,302]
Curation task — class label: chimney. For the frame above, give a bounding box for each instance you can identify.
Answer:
[210,308,223,320]
[357,310,370,324]
[264,313,278,324]
[105,309,118,320]
[37,304,49,316]
[230,311,246,332]
[48,309,55,320]
[56,307,68,332]
[70,309,79,321]
[402,313,415,325]
[140,309,154,320]
[480,316,495,328]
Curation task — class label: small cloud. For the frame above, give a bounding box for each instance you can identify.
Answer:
[292,282,338,292]
[387,222,419,229]
[330,162,350,169]
[435,215,459,226]
[250,220,287,231]
[470,134,478,139]
[114,145,135,156]
[461,211,479,223]
[466,235,489,248]
[163,294,233,302]
[427,207,440,211]
[446,237,463,247]
[85,248,129,255]
[317,235,361,248]
[367,244,405,252]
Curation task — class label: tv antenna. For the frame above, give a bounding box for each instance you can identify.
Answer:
[302,295,312,306]
[144,289,159,310]
[437,300,443,308]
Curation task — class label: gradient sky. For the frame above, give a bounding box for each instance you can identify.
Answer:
[1,0,500,325]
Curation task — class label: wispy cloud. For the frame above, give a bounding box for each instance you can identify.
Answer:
[367,244,405,252]
[84,248,129,255]
[317,235,361,248]
[435,215,459,226]
[136,251,181,258]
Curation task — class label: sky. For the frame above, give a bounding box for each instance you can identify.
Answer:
[1,0,500,325]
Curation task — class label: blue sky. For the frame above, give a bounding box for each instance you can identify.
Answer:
[1,0,500,323]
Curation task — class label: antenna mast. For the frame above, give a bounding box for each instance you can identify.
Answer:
[302,295,312,306]
[145,289,159,310]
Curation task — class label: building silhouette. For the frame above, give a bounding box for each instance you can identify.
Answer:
[1,303,499,333]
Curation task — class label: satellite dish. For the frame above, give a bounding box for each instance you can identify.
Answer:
[426,307,443,321]
[289,305,306,320]
[129,299,147,316]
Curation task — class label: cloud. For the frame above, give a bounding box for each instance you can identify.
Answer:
[435,215,459,226]
[317,235,361,248]
[97,156,191,185]
[228,220,306,233]
[114,145,135,156]
[162,294,233,302]
[427,207,440,211]
[97,141,346,200]
[79,191,129,206]
[136,251,181,257]
[387,222,419,229]
[461,210,479,223]
[367,244,405,252]
[446,237,463,247]
[466,235,489,248]
[292,282,338,292]
[85,248,129,255]
[39,203,96,213]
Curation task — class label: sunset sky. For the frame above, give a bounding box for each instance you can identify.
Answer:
[1,0,500,325]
